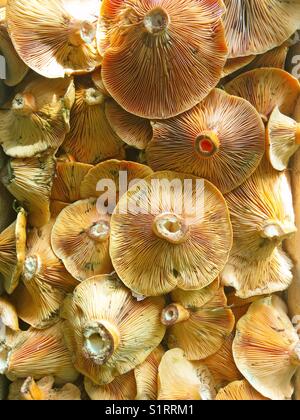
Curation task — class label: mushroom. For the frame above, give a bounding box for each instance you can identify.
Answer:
[6,0,102,78]
[60,275,166,385]
[222,159,296,298]
[11,220,78,329]
[135,346,164,400]
[223,0,300,58]
[162,280,235,360]
[222,56,255,77]
[146,89,265,194]
[0,297,19,342]
[216,380,269,401]
[99,0,227,119]
[0,75,75,158]
[84,371,136,400]
[233,295,300,400]
[110,171,233,296]
[51,198,112,281]
[0,208,26,294]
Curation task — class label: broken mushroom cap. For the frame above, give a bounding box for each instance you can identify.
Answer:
[84,371,136,400]
[80,159,153,202]
[60,275,166,385]
[146,89,265,194]
[51,198,112,282]
[223,0,300,58]
[0,322,78,384]
[0,208,26,294]
[225,68,300,122]
[233,295,300,400]
[51,161,93,203]
[99,0,227,119]
[216,380,269,401]
[11,220,78,329]
[63,76,123,164]
[0,75,75,158]
[162,280,235,360]
[157,348,216,400]
[110,171,233,296]
[1,153,56,228]
[266,106,300,171]
[7,0,102,78]
[135,346,164,400]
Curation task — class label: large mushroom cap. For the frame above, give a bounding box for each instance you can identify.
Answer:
[223,0,300,58]
[99,0,227,119]
[216,379,269,400]
[7,0,102,78]
[233,296,300,400]
[146,89,265,194]
[110,171,233,296]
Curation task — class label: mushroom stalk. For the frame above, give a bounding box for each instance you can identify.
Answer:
[68,20,96,46]
[291,342,300,367]
[0,342,10,375]
[86,221,110,242]
[195,130,220,157]
[261,221,296,241]
[152,213,189,245]
[144,7,170,34]
[12,93,36,115]
[161,303,190,326]
[22,255,42,282]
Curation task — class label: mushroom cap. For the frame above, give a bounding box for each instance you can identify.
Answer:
[246,43,290,71]
[223,0,300,58]
[146,89,265,194]
[60,275,166,385]
[266,106,300,171]
[233,295,300,400]
[0,208,26,294]
[63,76,123,164]
[80,159,153,201]
[222,55,255,77]
[51,198,113,282]
[110,171,233,296]
[0,76,75,158]
[164,281,235,360]
[84,371,136,400]
[225,68,300,121]
[7,0,102,78]
[1,153,56,228]
[0,297,19,333]
[216,380,269,400]
[11,220,78,329]
[134,346,164,400]
[99,0,227,119]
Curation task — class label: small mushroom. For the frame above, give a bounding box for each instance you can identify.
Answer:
[216,380,269,401]
[135,346,164,400]
[84,371,136,400]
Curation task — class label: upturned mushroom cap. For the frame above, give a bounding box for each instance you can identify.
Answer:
[7,0,102,78]
[0,208,26,294]
[267,106,300,171]
[225,68,300,122]
[222,56,255,77]
[216,380,269,401]
[135,346,164,400]
[0,76,75,158]
[157,348,216,400]
[60,275,166,385]
[51,198,113,281]
[99,0,227,119]
[146,89,265,194]
[11,220,78,328]
[233,296,300,400]
[223,0,300,58]
[162,280,235,360]
[84,371,136,400]
[0,297,19,340]
[0,322,78,384]
[1,153,56,228]
[63,76,123,164]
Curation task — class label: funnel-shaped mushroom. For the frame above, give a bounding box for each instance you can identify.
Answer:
[162,280,234,360]
[146,89,265,194]
[99,0,227,119]
[233,296,300,400]
[51,198,112,281]
[0,208,26,294]
[61,275,165,385]
[84,371,136,400]
[135,346,164,400]
[7,0,102,78]
[110,171,233,296]
[223,0,300,58]
[216,380,269,400]
[0,76,75,158]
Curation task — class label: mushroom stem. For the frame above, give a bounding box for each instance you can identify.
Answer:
[0,342,10,375]
[152,213,189,245]
[195,131,220,157]
[291,341,300,367]
[295,124,300,145]
[86,221,110,242]
[161,303,190,326]
[261,221,296,241]
[23,255,42,282]
[12,93,36,115]
[82,320,120,365]
[144,7,170,34]
[69,20,96,46]
[84,88,105,106]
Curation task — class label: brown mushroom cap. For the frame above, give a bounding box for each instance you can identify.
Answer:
[99,0,227,119]
[216,380,269,400]
[7,0,102,78]
[135,346,164,400]
[84,371,136,400]
[146,89,265,194]
[223,0,300,58]
[222,56,255,77]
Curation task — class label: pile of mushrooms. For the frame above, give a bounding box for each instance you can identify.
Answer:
[0,0,300,401]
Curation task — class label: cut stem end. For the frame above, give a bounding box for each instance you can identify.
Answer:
[161,303,190,326]
[152,213,189,244]
[144,7,170,34]
[195,131,220,158]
